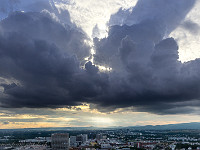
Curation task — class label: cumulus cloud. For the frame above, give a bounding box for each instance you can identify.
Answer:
[110,0,196,33]
[170,0,200,62]
[0,0,200,115]
[92,0,200,114]
[0,11,107,108]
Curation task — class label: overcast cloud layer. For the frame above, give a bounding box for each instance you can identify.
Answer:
[0,0,200,115]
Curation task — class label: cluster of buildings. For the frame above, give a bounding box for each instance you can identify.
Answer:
[168,137,199,142]
[1,129,200,150]
[70,134,88,147]
[51,133,200,150]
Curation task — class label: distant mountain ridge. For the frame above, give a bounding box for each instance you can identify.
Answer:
[127,122,200,130]
[0,122,200,131]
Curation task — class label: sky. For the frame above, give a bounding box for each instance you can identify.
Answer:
[0,0,200,129]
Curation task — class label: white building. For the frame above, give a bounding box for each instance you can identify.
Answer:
[101,144,112,149]
[13,145,48,150]
[82,134,88,142]
[70,136,77,147]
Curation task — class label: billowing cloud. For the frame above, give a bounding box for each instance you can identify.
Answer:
[0,11,106,108]
[170,0,200,62]
[110,0,196,32]
[0,0,200,116]
[92,0,200,114]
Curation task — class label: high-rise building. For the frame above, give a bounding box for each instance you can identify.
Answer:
[70,136,77,147]
[51,133,69,150]
[76,135,83,143]
[82,134,88,142]
[76,134,88,145]
[96,134,103,140]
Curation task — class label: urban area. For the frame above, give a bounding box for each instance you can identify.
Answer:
[0,127,200,150]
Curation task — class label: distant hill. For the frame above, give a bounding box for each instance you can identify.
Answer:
[127,122,200,130]
[0,122,200,131]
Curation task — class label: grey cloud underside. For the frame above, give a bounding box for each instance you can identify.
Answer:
[93,0,200,114]
[0,0,200,115]
[0,11,107,108]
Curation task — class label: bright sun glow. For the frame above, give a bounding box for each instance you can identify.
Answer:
[54,0,137,38]
[91,117,114,126]
[170,1,200,62]
[83,39,113,72]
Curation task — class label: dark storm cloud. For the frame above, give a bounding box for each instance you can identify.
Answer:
[0,11,107,108]
[0,0,20,13]
[0,11,89,61]
[91,0,200,114]
[92,36,200,114]
[0,0,200,115]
